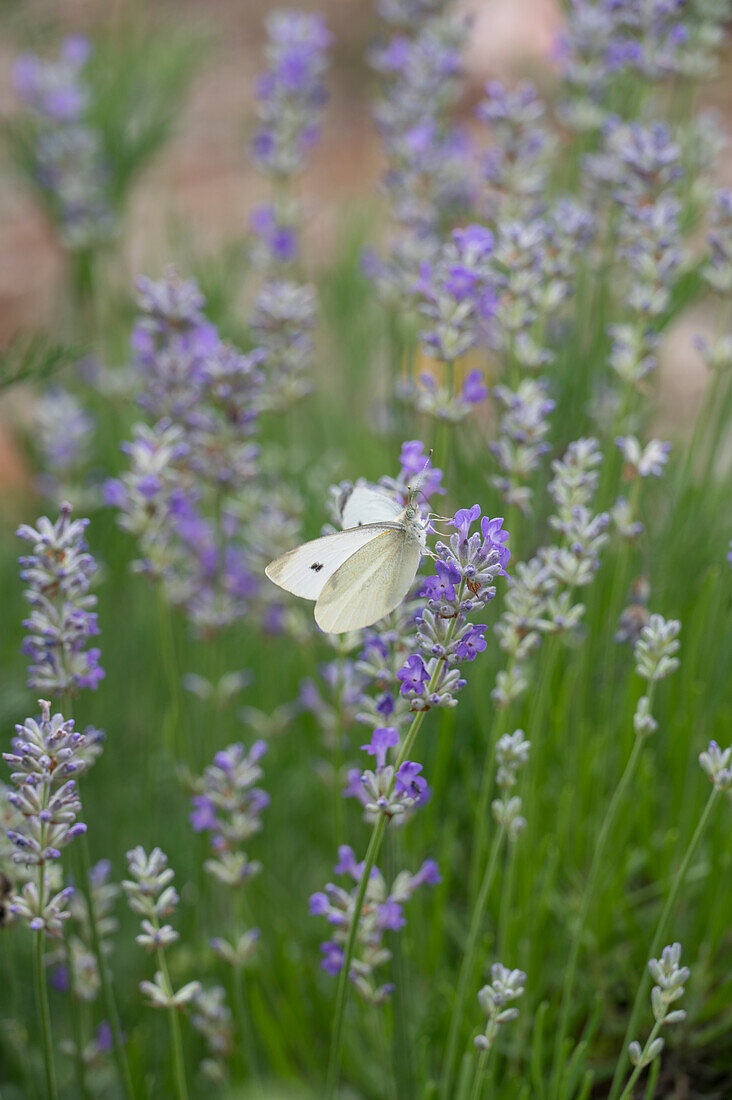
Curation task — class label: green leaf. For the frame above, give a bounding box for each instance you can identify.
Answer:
[0,333,84,393]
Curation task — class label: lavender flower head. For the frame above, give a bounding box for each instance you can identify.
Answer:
[251,10,332,179]
[370,10,471,232]
[190,742,269,888]
[616,436,671,478]
[123,846,201,1009]
[14,36,91,122]
[490,378,555,513]
[13,36,115,250]
[474,963,526,1050]
[3,700,89,934]
[628,943,689,1071]
[345,726,431,824]
[17,503,104,697]
[397,506,509,712]
[309,845,440,1003]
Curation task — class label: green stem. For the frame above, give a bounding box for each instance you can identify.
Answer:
[76,834,137,1100]
[34,776,57,1100]
[65,933,92,1100]
[324,590,466,1098]
[34,916,57,1100]
[324,813,388,1099]
[157,950,189,1100]
[617,1018,664,1100]
[441,827,506,1100]
[156,587,184,761]
[469,659,515,903]
[231,889,259,1079]
[549,722,649,1099]
[470,1047,492,1100]
[233,965,258,1080]
[608,787,720,1100]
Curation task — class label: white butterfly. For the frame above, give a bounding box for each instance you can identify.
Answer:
[265,484,427,634]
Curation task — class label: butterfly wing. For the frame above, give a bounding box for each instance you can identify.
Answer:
[314,529,422,633]
[265,525,398,601]
[340,485,404,529]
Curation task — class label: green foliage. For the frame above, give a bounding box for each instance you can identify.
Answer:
[0,333,84,393]
[85,22,205,207]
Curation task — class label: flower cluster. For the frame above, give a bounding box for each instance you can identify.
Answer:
[616,436,671,479]
[414,223,496,363]
[251,11,332,179]
[493,439,609,708]
[190,985,234,1083]
[477,79,552,216]
[396,505,509,713]
[34,385,95,506]
[17,503,104,697]
[627,943,689,1071]
[632,613,681,736]
[13,36,114,249]
[492,730,530,839]
[251,277,318,409]
[370,8,470,233]
[52,859,119,1003]
[345,726,430,824]
[108,271,268,634]
[698,740,732,793]
[189,741,269,888]
[634,614,681,683]
[3,701,90,935]
[559,0,728,131]
[309,846,440,1003]
[123,846,201,1010]
[586,120,685,389]
[474,963,526,1051]
[490,378,555,513]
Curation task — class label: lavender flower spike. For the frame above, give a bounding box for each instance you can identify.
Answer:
[17,503,104,697]
[310,847,439,1003]
[123,846,200,1010]
[474,963,526,1050]
[4,700,90,933]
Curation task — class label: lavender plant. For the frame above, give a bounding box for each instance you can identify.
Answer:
[2,2,732,1098]
[17,503,104,699]
[123,846,199,1100]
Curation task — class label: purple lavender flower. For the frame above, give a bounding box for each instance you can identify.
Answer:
[396,506,508,712]
[370,10,472,232]
[477,79,551,209]
[490,378,555,514]
[558,0,727,132]
[397,654,431,695]
[347,727,430,823]
[112,271,270,634]
[189,742,269,888]
[13,36,90,122]
[13,37,115,249]
[17,503,104,697]
[251,11,332,179]
[249,204,299,266]
[4,700,90,936]
[310,846,439,1002]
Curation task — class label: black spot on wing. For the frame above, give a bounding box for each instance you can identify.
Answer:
[310,562,324,572]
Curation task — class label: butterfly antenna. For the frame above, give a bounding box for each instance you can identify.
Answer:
[408,449,435,508]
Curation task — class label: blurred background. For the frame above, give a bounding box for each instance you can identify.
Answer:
[1,0,730,502]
